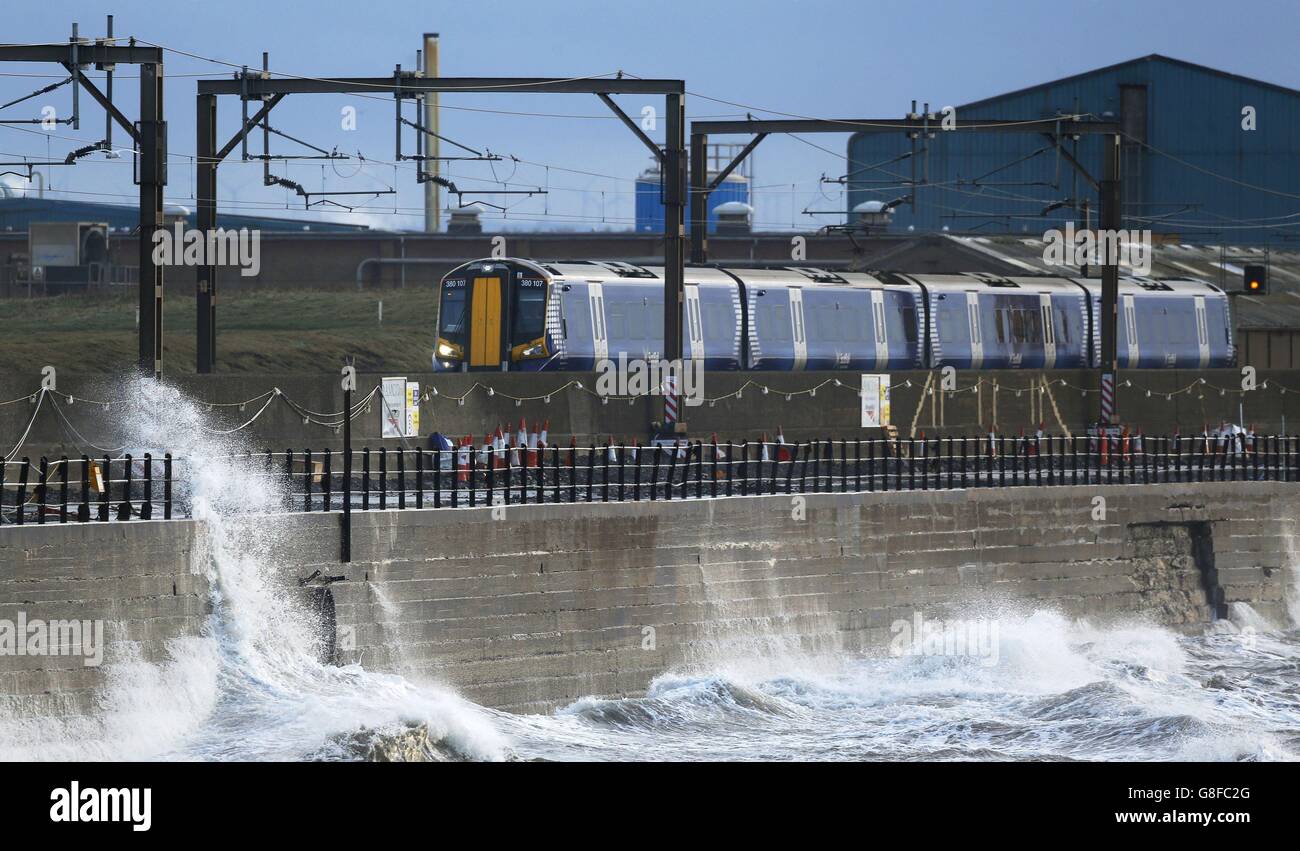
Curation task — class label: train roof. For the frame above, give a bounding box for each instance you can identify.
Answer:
[902,273,1090,293]
[445,258,907,289]
[443,258,1223,297]
[1073,276,1228,298]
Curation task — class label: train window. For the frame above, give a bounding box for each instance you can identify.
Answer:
[606,301,630,340]
[1056,307,1072,344]
[1027,309,1042,343]
[898,306,918,343]
[512,285,547,345]
[701,298,734,342]
[1010,309,1026,343]
[937,303,963,343]
[812,303,841,343]
[563,293,592,341]
[994,310,1006,344]
[759,302,792,342]
[440,286,467,335]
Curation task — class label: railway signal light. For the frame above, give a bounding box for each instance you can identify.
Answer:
[1244,264,1268,294]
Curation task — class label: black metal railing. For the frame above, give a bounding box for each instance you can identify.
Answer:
[2,434,1296,525]
[0,453,173,525]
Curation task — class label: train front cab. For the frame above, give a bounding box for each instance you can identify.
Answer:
[435,259,552,371]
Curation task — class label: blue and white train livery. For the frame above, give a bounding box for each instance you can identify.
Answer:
[433,258,1233,372]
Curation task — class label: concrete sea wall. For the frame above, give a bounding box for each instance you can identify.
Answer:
[0,482,1295,717]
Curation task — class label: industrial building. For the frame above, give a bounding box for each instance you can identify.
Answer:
[634,144,751,233]
[846,55,1300,245]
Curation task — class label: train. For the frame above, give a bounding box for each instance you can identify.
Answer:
[433,258,1234,373]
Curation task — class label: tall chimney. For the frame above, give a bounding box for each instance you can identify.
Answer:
[423,32,440,233]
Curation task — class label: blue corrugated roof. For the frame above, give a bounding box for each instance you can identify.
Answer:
[846,55,1300,246]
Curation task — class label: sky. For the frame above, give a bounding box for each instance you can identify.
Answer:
[2,0,1298,232]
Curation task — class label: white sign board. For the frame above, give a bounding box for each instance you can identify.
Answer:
[405,381,420,438]
[381,376,419,439]
[861,374,891,428]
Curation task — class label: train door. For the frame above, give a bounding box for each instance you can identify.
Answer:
[788,287,808,369]
[1193,295,1210,368]
[684,285,706,362]
[1122,294,1139,367]
[870,290,889,370]
[469,274,505,369]
[966,291,983,368]
[1039,293,1056,369]
[587,282,608,363]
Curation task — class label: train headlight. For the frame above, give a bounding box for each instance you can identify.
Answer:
[513,338,547,360]
[437,338,462,359]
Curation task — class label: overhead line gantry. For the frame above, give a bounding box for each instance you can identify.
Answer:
[688,114,1124,423]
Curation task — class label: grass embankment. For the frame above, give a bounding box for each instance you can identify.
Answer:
[0,289,438,373]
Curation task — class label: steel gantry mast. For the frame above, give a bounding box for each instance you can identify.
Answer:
[0,18,166,378]
[195,71,687,414]
[689,114,1123,424]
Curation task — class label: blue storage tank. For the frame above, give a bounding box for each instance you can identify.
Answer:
[635,164,749,233]
[846,55,1300,245]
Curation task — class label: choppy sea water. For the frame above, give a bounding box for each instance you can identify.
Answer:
[2,379,1297,763]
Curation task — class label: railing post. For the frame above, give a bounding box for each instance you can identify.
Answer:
[0,456,6,525]
[397,448,407,510]
[469,444,478,508]
[534,443,543,505]
[551,446,560,504]
[17,457,30,525]
[587,443,597,503]
[323,450,333,511]
[868,439,878,493]
[784,443,797,494]
[709,439,718,498]
[632,442,643,501]
[304,448,314,512]
[850,439,858,492]
[59,456,69,523]
[737,441,746,497]
[415,449,423,509]
[362,448,371,510]
[432,446,441,509]
[611,441,621,502]
[99,455,110,522]
[164,453,173,520]
[81,457,94,522]
[601,442,611,503]
[569,441,578,504]
[452,444,461,509]
[121,454,134,521]
[379,448,388,511]
[141,453,153,520]
[36,457,48,524]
